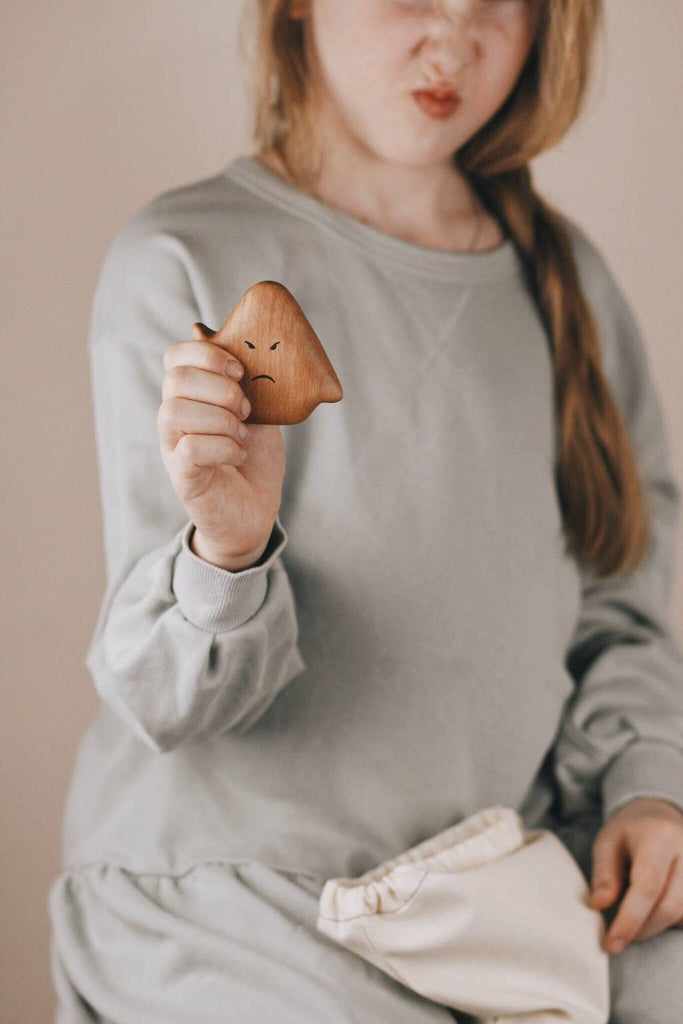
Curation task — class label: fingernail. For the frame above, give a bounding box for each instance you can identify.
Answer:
[610,938,625,954]
[226,361,243,379]
[241,397,251,418]
[238,423,248,440]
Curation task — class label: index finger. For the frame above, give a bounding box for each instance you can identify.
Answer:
[605,855,670,951]
[163,339,244,380]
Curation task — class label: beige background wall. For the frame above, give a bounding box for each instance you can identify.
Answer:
[2,1,682,1019]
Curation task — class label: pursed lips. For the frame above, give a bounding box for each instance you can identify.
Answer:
[418,82,460,99]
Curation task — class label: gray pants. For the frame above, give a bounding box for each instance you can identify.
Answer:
[48,838,682,1024]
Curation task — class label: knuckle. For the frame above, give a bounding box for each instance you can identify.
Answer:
[658,894,683,922]
[631,866,661,896]
[163,396,181,419]
[157,397,182,429]
[217,349,233,372]
[163,342,181,370]
[616,911,637,932]
[227,378,244,407]
[224,408,240,435]
[156,401,172,428]
[176,432,196,459]
[204,342,222,370]
[163,364,185,394]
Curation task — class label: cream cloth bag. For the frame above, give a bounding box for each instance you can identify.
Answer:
[316,806,610,1023]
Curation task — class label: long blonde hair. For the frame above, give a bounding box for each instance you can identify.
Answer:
[239,0,650,577]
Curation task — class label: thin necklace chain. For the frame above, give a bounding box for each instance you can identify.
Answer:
[257,149,488,253]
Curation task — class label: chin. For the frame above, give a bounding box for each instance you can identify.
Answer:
[386,141,462,169]
[358,127,454,167]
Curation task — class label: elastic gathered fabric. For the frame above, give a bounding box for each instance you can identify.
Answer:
[318,805,525,919]
[317,805,610,1024]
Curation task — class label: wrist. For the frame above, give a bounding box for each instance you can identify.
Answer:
[190,525,273,571]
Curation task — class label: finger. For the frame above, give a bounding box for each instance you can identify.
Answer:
[157,396,249,455]
[172,431,248,470]
[604,850,672,953]
[590,831,628,910]
[630,856,683,943]
[162,364,251,422]
[163,339,244,381]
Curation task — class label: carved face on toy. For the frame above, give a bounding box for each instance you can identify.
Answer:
[193,280,343,425]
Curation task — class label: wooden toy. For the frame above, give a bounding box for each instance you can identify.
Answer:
[192,280,343,424]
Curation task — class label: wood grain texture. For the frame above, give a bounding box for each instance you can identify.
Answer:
[193,280,343,424]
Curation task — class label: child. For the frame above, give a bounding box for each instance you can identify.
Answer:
[49,1,683,1021]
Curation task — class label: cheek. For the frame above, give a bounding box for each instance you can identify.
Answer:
[312,0,414,96]
[315,23,405,104]
[478,23,536,103]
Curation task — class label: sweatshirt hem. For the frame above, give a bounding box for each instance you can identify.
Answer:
[58,852,328,882]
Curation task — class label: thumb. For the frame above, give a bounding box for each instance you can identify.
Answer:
[590,830,627,909]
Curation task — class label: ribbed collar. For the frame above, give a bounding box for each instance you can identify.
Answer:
[223,154,521,283]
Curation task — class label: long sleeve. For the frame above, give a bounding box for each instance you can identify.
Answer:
[83,209,306,753]
[551,225,683,824]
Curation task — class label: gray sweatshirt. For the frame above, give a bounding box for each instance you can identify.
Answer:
[61,155,683,880]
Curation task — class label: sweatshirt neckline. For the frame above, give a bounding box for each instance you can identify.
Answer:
[222,154,521,283]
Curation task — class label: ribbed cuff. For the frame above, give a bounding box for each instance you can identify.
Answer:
[171,515,288,632]
[601,739,683,821]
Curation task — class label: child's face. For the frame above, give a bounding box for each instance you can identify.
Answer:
[292,0,541,166]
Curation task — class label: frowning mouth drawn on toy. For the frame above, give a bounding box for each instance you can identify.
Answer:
[245,339,279,382]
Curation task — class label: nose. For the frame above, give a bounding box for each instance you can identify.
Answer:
[432,1,478,32]
[436,0,478,20]
[422,2,479,76]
